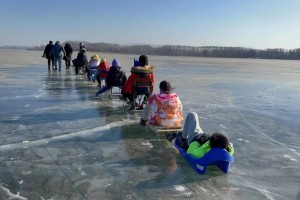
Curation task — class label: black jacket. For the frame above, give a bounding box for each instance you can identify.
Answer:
[43,44,53,59]
[76,52,88,67]
[106,66,127,87]
[64,44,73,57]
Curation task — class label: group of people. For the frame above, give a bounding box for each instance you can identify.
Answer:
[89,53,234,160]
[86,54,155,105]
[42,41,73,71]
[86,54,126,90]
[42,42,234,160]
[128,57,234,159]
[138,77,234,159]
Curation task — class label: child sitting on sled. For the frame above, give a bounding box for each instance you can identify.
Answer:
[121,55,155,103]
[166,112,234,158]
[93,58,110,87]
[139,80,183,127]
[95,59,127,96]
[87,54,100,80]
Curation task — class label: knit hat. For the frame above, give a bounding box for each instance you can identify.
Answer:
[134,58,139,67]
[92,54,99,60]
[100,58,106,63]
[112,59,120,67]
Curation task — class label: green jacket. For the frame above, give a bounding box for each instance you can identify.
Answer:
[187,140,234,158]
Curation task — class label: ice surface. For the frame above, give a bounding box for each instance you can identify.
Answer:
[0,49,299,199]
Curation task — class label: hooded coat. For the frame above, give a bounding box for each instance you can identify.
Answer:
[64,43,73,58]
[106,59,127,87]
[122,65,155,94]
[97,60,110,79]
[88,56,100,76]
[51,41,65,58]
[145,93,183,126]
[43,43,53,59]
[76,50,88,67]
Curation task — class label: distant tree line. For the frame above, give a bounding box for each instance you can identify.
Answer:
[26,41,300,60]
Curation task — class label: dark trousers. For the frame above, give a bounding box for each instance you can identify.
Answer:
[65,60,71,68]
[96,77,101,86]
[86,68,90,79]
[65,55,72,69]
[75,65,80,75]
[47,58,54,69]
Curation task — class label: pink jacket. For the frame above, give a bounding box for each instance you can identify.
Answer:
[146,93,183,127]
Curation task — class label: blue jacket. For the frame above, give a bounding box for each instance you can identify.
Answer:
[51,42,65,58]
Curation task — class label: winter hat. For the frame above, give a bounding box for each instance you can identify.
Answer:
[92,54,99,60]
[139,55,148,66]
[134,58,139,67]
[100,58,106,63]
[112,59,120,67]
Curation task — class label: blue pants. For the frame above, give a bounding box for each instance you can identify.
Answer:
[96,86,110,96]
[54,56,62,70]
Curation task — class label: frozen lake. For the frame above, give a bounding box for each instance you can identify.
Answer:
[0,49,299,200]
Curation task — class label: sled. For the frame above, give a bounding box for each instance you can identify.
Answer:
[174,138,234,174]
[148,125,183,133]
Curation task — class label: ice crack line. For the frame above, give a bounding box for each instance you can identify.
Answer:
[0,120,137,151]
[227,98,300,156]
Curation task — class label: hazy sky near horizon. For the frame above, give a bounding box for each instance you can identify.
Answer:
[0,0,300,49]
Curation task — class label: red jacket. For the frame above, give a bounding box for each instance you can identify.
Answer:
[97,61,110,78]
[122,65,155,94]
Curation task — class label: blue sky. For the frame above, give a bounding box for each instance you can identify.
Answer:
[0,0,300,49]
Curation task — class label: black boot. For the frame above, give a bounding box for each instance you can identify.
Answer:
[165,133,177,142]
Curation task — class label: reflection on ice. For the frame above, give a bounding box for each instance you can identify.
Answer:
[173,185,193,197]
[282,154,297,162]
[141,140,154,148]
[0,50,299,199]
[237,138,249,143]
